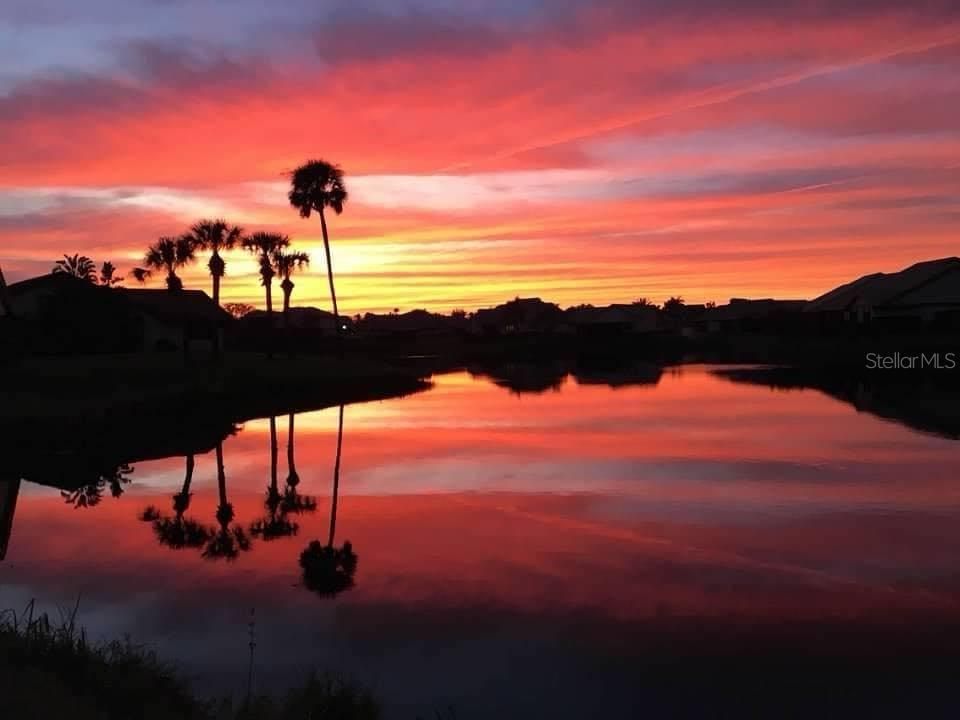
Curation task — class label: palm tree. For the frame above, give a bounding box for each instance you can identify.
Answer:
[188,219,243,306]
[272,249,310,325]
[286,413,300,488]
[53,254,96,282]
[203,442,251,560]
[299,404,356,596]
[250,417,299,541]
[143,236,196,292]
[242,232,289,321]
[139,455,214,550]
[98,261,123,287]
[288,160,348,335]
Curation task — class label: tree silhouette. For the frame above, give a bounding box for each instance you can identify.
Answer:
[288,160,348,335]
[272,249,310,326]
[223,302,255,319]
[187,219,243,306]
[98,261,123,287]
[249,416,299,541]
[203,442,251,560]
[53,254,96,282]
[664,296,685,315]
[242,232,290,321]
[139,455,214,550]
[143,236,196,292]
[300,405,356,596]
[61,463,134,509]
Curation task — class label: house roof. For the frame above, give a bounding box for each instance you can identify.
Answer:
[805,257,960,312]
[120,288,232,326]
[8,272,94,296]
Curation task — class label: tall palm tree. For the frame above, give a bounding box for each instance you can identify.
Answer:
[286,413,300,488]
[298,404,356,596]
[53,254,96,282]
[188,219,243,306]
[143,236,196,291]
[272,249,310,325]
[141,455,213,550]
[204,442,251,560]
[288,160,348,335]
[98,261,123,287]
[250,417,299,541]
[242,232,289,321]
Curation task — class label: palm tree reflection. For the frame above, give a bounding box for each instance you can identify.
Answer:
[250,417,300,541]
[300,405,357,597]
[62,463,134,509]
[203,442,251,561]
[139,454,214,550]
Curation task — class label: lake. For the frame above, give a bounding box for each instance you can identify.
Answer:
[3,365,960,717]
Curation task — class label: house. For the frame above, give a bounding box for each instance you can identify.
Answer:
[472,297,564,334]
[708,298,807,333]
[242,307,354,334]
[805,257,960,329]
[5,273,230,353]
[120,288,232,351]
[358,310,454,337]
[564,303,660,336]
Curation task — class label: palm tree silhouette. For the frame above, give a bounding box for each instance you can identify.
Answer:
[187,219,244,306]
[286,413,300,489]
[61,463,134,508]
[281,412,318,515]
[299,404,357,596]
[203,442,251,560]
[53,254,96,282]
[242,232,290,322]
[139,455,214,550]
[288,160,348,336]
[272,249,310,327]
[250,416,299,541]
[98,261,123,287]
[142,236,196,291]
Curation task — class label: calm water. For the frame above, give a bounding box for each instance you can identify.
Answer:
[3,365,960,717]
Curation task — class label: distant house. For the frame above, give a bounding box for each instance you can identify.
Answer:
[243,307,354,334]
[358,310,453,337]
[565,303,659,336]
[805,257,960,329]
[473,297,564,334]
[5,273,230,353]
[708,298,807,333]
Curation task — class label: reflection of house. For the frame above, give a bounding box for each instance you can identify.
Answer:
[708,298,807,333]
[565,304,659,336]
[0,478,19,561]
[805,257,960,329]
[6,273,230,352]
[473,298,563,334]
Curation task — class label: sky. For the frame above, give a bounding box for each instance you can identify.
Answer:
[1,1,959,313]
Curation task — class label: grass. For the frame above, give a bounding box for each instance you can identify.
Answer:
[0,601,381,720]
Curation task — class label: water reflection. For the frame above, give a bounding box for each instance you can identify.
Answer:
[300,404,358,597]
[714,366,960,440]
[468,357,663,395]
[2,368,960,717]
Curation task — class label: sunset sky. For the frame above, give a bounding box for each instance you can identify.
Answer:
[2,1,959,313]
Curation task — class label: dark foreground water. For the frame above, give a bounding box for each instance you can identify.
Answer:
[2,366,960,717]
